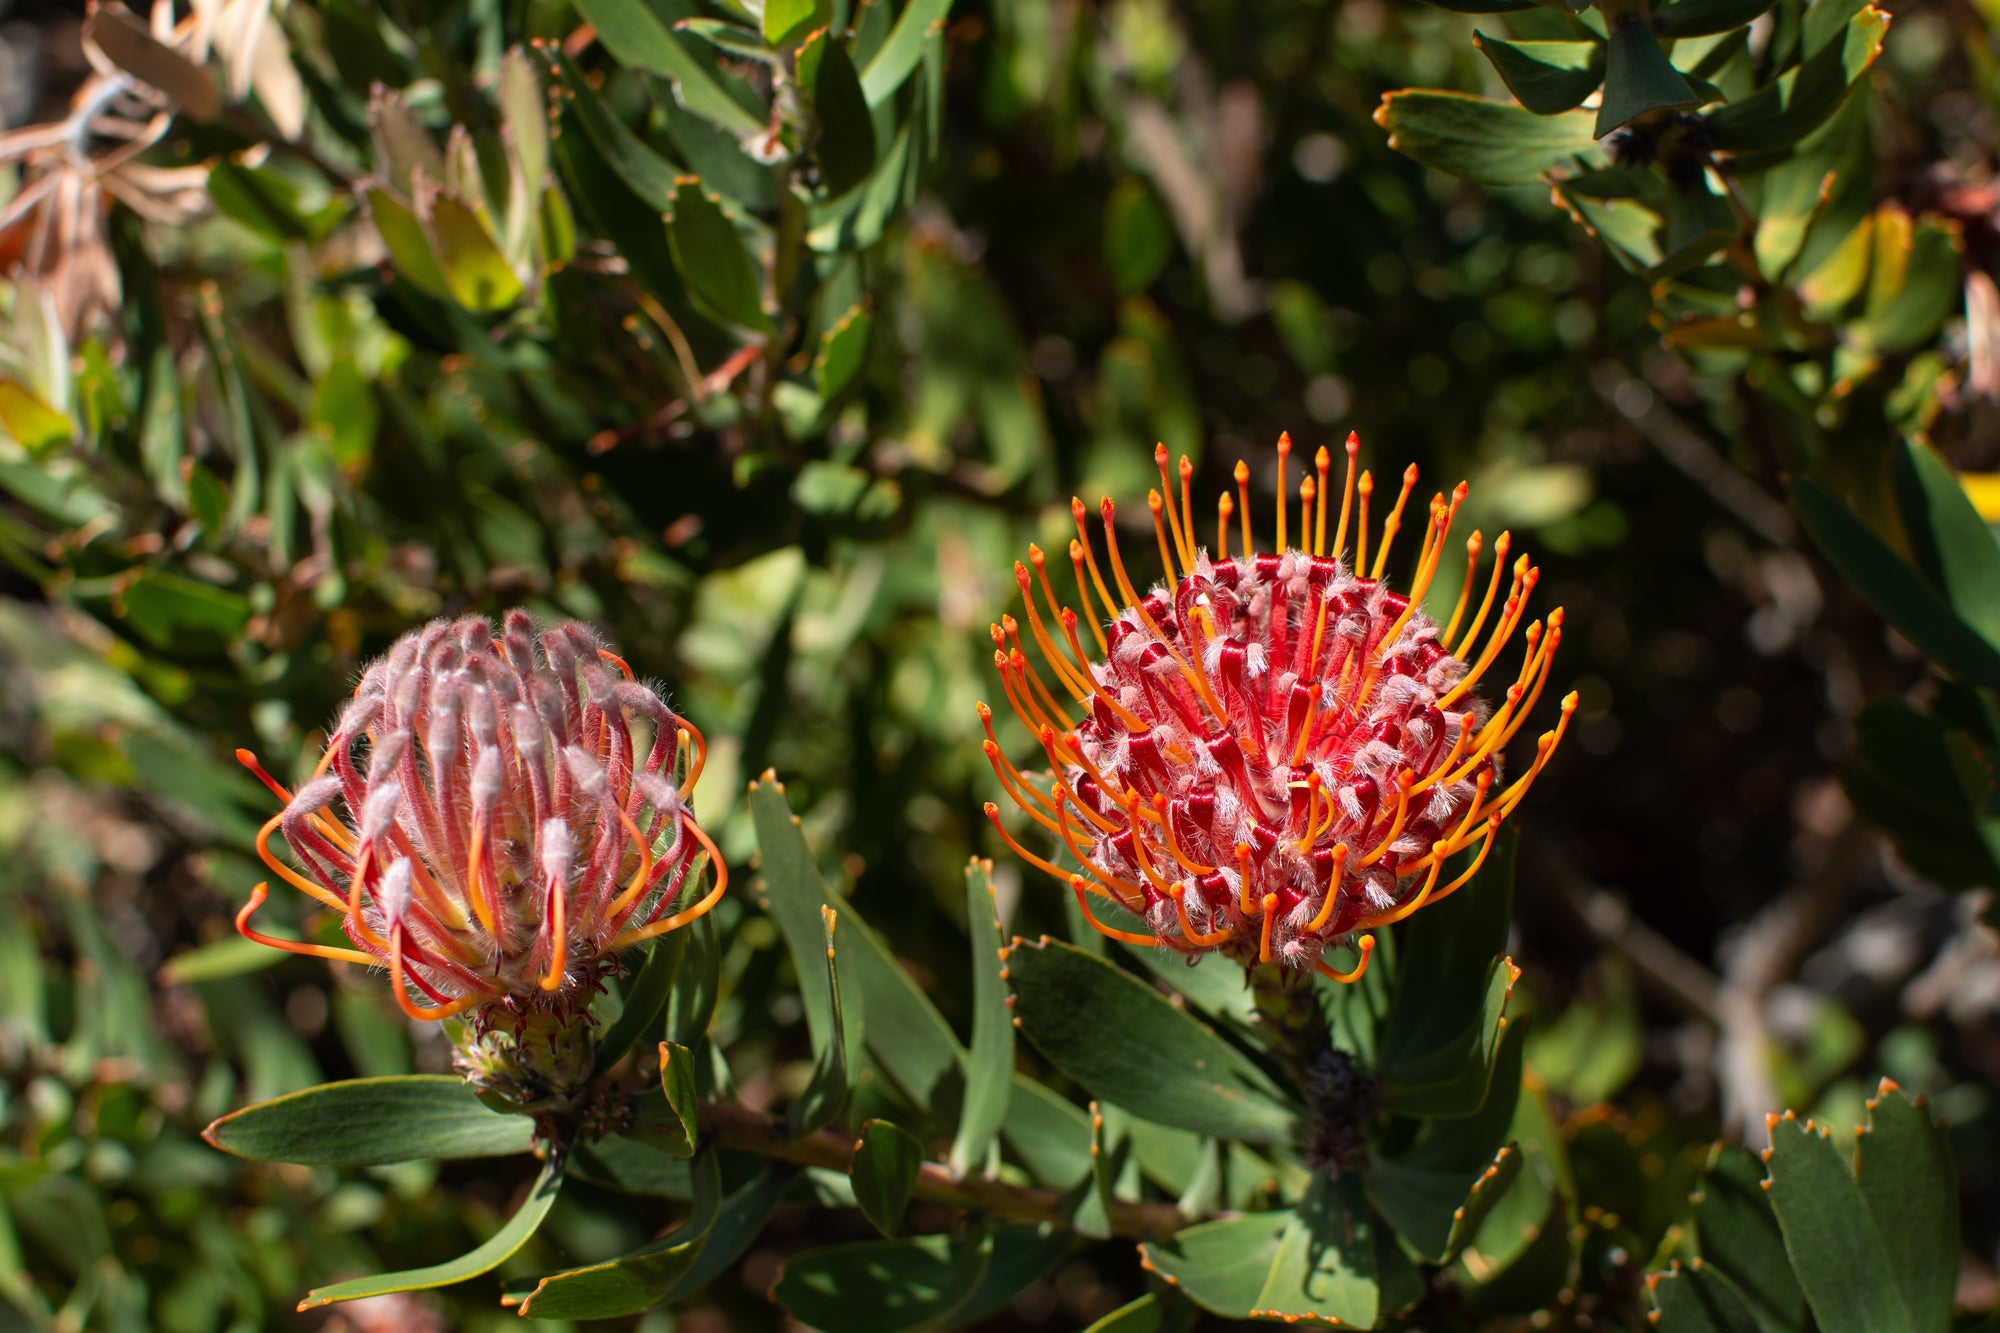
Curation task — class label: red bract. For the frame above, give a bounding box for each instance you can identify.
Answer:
[236,611,725,1026]
[982,434,1574,981]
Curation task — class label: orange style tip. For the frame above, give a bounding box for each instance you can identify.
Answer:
[1148,489,1164,511]
[1315,445,1330,467]
[1301,477,1317,499]
[1100,495,1116,518]
[983,802,1001,817]
[1068,538,1084,558]
[1277,431,1292,453]
[233,748,259,768]
[1466,531,1483,552]
[1218,492,1234,514]
[1154,441,1169,462]
[1001,613,1019,633]
[1357,471,1374,493]
[1345,430,1360,451]
[1403,463,1419,483]
[1234,459,1250,482]
[1013,562,1032,588]
[1059,607,1078,628]
[1071,496,1088,518]
[1178,456,1193,480]
[1453,480,1470,502]
[976,701,993,721]
[1027,542,1045,562]
[982,740,1000,757]
[1561,691,1581,711]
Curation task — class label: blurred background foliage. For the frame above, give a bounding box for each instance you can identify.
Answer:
[2,0,1999,1327]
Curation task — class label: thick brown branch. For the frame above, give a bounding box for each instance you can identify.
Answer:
[697,1101,1189,1240]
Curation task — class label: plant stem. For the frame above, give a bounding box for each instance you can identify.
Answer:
[1246,962,1331,1098]
[696,1101,1190,1240]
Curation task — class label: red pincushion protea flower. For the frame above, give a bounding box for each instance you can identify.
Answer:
[981,434,1574,983]
[235,612,725,1040]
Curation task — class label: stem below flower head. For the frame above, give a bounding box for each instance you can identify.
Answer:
[694,1101,1190,1240]
[1247,961,1334,1097]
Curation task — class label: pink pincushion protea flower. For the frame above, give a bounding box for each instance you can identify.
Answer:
[236,612,724,1084]
[981,434,1574,983]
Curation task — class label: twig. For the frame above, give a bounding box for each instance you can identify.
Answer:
[697,1101,1191,1240]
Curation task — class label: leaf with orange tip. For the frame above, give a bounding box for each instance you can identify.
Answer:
[1646,1259,1761,1332]
[1852,1081,1958,1333]
[1687,1145,1808,1332]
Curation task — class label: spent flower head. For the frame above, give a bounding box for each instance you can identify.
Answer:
[237,611,724,1099]
[982,434,1574,982]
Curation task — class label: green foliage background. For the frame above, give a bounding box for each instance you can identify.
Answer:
[2,0,1999,1328]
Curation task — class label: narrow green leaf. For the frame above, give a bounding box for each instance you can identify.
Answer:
[1690,1146,1809,1333]
[1071,1101,1120,1240]
[1704,8,1888,153]
[517,1152,721,1318]
[859,0,952,106]
[299,1156,563,1308]
[773,1228,995,1333]
[1762,1113,1913,1333]
[661,1167,786,1300]
[1854,1082,1958,1333]
[814,34,878,198]
[1254,1174,1378,1328]
[546,48,683,212]
[203,1076,535,1165]
[156,935,284,985]
[949,858,1014,1175]
[670,177,772,332]
[852,1119,925,1237]
[1084,1294,1162,1333]
[596,932,689,1076]
[789,905,856,1138]
[1376,91,1601,187]
[499,47,549,199]
[575,0,765,137]
[0,379,72,454]
[1004,935,1299,1143]
[1852,214,1964,355]
[1791,478,2000,688]
[666,911,721,1051]
[1138,1211,1289,1319]
[1474,35,1605,115]
[1597,21,1696,136]
[750,777,839,1051]
[764,0,824,47]
[1895,440,2000,653]
[1000,1073,1095,1188]
[815,302,873,399]
[1648,1261,1763,1332]
[655,1041,701,1158]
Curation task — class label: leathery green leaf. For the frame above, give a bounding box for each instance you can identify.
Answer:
[859,0,952,107]
[949,857,1014,1175]
[1690,1145,1808,1332]
[203,1076,534,1166]
[1138,1210,1288,1319]
[0,379,71,454]
[773,1227,995,1333]
[1894,439,2000,654]
[424,193,523,310]
[655,1041,701,1158]
[515,1152,721,1319]
[812,33,877,198]
[1084,1294,1163,1333]
[789,904,855,1138]
[1654,0,1777,36]
[575,0,764,137]
[1761,1112,1913,1333]
[1252,1174,1378,1327]
[1853,1081,1958,1333]
[670,177,772,332]
[1004,935,1299,1143]
[298,1156,562,1309]
[851,1119,925,1237]
[1647,1260,1762,1332]
[1792,478,2000,688]
[815,301,873,400]
[595,931,689,1076]
[1375,91,1599,187]
[1596,21,1696,136]
[1474,35,1605,115]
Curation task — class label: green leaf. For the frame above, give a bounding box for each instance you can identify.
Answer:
[1525,958,1642,1103]
[1375,91,1600,187]
[1854,1083,1958,1333]
[499,47,549,200]
[773,1228,995,1333]
[363,185,452,299]
[749,779,841,1062]
[655,1041,701,1158]
[1597,21,1696,136]
[670,177,772,333]
[660,1167,786,1300]
[1654,0,1778,36]
[1690,1146,1809,1333]
[1649,1261,1764,1332]
[1761,1113,1914,1333]
[1894,440,2000,653]
[1084,1294,1163,1333]
[115,570,253,652]
[1000,1073,1096,1188]
[815,302,873,400]
[790,904,859,1138]
[1791,479,2000,688]
[859,0,952,106]
[545,48,683,212]
[157,935,285,985]
[1415,0,1534,11]
[299,1156,563,1308]
[1104,177,1175,295]
[852,1119,925,1237]
[208,160,313,242]
[1375,828,1520,1116]
[1852,214,1964,355]
[596,932,689,1076]
[1138,1211,1289,1319]
[764,0,824,46]
[575,0,765,137]
[666,910,722,1050]
[813,34,878,199]
[0,379,72,454]
[516,1152,721,1319]
[310,355,377,471]
[424,193,524,310]
[949,858,1014,1175]
[1366,1023,1528,1261]
[1072,1101,1122,1239]
[1474,35,1605,115]
[1254,1174,1378,1327]
[1004,935,1299,1143]
[203,1076,535,1165]
[1704,8,1888,152]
